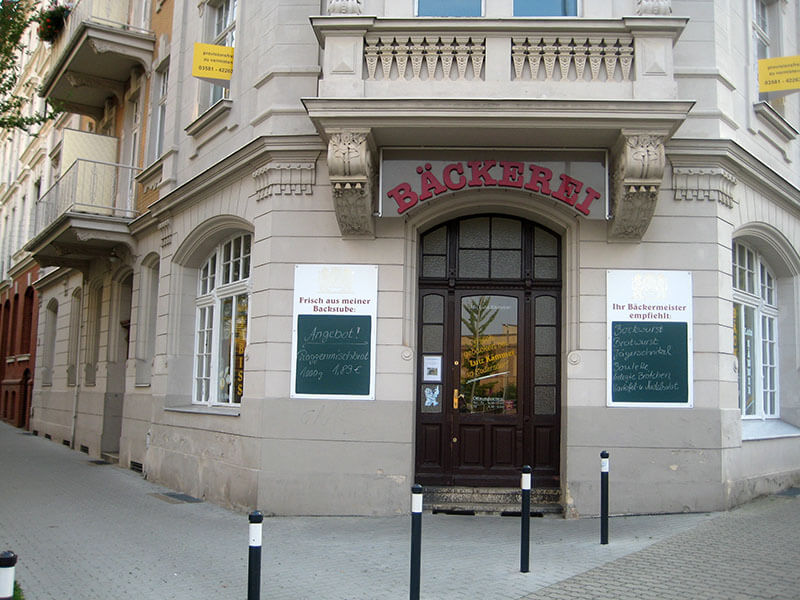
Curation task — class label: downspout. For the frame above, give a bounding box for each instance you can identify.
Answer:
[70,272,86,449]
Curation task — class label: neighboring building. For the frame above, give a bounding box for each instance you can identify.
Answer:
[16,0,800,517]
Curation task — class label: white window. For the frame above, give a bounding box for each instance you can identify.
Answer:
[733,241,779,419]
[152,65,169,161]
[42,299,59,386]
[136,257,160,385]
[417,0,482,16]
[514,0,577,16]
[206,0,236,108]
[193,233,251,405]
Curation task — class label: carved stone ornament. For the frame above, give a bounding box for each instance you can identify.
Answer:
[636,0,672,15]
[158,218,173,249]
[328,0,362,15]
[253,160,317,200]
[673,167,737,208]
[608,133,667,240]
[327,131,375,237]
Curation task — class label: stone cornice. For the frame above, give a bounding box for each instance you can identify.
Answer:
[148,136,325,221]
[667,138,800,214]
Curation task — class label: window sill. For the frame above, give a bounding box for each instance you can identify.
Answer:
[165,405,241,417]
[742,419,800,441]
[753,101,799,141]
[185,99,233,137]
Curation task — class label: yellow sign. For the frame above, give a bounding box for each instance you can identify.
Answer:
[758,55,800,93]
[192,43,234,87]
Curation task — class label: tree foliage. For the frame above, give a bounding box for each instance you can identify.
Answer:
[1,0,57,132]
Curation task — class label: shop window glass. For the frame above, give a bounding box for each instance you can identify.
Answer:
[193,233,251,405]
[732,241,779,419]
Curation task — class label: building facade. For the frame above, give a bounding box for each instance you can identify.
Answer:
[16,0,800,516]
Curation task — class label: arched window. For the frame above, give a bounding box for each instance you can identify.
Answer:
[42,299,58,386]
[194,233,251,405]
[733,241,778,418]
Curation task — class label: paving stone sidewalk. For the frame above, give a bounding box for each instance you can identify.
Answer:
[1,422,797,599]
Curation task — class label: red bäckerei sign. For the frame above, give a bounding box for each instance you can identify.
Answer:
[379,149,608,220]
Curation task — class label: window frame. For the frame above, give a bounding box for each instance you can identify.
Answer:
[733,241,780,420]
[206,0,236,109]
[192,233,251,406]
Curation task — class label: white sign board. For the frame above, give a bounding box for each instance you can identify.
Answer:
[607,270,693,408]
[291,265,378,399]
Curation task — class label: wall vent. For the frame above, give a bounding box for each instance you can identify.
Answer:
[44,433,51,439]
[80,445,89,454]
[63,440,71,447]
[130,461,143,473]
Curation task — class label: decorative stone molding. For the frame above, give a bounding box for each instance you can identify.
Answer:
[636,0,672,15]
[365,36,485,81]
[158,219,173,249]
[512,36,633,82]
[609,132,667,240]
[253,159,317,200]
[327,131,375,237]
[328,0,362,14]
[673,167,737,208]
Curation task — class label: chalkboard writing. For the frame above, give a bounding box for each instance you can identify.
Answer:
[611,321,688,404]
[295,314,372,396]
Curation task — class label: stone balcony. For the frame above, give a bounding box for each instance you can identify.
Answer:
[305,15,695,241]
[312,16,687,101]
[39,0,155,119]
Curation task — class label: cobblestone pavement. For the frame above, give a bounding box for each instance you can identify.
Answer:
[1,422,797,599]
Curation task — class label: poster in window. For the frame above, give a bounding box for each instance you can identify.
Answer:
[423,355,442,382]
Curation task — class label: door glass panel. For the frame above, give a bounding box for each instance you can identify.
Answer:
[422,294,444,323]
[534,228,558,255]
[535,295,557,325]
[534,356,556,385]
[459,249,489,278]
[459,295,518,414]
[535,256,558,279]
[423,256,447,278]
[460,218,490,248]
[422,324,444,353]
[534,325,556,354]
[492,218,522,249]
[534,386,556,415]
[423,226,447,253]
[491,250,521,278]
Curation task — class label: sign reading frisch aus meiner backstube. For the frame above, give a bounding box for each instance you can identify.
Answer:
[607,270,693,407]
[291,265,378,400]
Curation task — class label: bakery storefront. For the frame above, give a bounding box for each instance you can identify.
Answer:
[382,150,607,493]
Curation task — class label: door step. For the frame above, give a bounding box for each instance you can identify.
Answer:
[423,486,562,516]
[101,452,119,465]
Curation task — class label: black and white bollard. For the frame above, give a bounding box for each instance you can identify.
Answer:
[600,451,609,545]
[410,484,423,600]
[520,465,532,573]
[0,551,17,600]
[248,511,263,600]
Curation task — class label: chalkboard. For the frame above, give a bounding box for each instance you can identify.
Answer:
[610,321,688,404]
[295,314,372,396]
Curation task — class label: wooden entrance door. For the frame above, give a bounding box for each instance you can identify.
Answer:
[415,216,561,488]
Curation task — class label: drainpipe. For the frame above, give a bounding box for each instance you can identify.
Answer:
[70,272,86,449]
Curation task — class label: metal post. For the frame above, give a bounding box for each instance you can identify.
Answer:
[410,484,423,600]
[248,511,263,600]
[600,451,609,545]
[520,465,532,573]
[0,551,17,600]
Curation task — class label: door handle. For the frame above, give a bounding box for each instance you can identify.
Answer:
[452,390,464,409]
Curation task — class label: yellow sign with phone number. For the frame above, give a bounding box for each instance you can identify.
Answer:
[192,43,234,87]
[758,55,800,93]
